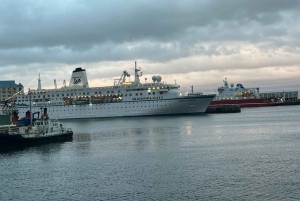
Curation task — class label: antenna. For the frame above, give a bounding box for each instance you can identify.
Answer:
[29,88,32,125]
[133,61,142,85]
[54,79,57,89]
[37,73,42,90]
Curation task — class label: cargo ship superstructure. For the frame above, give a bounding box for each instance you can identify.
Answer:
[210,78,298,107]
[12,62,215,119]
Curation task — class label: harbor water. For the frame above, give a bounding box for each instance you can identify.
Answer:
[1,106,300,200]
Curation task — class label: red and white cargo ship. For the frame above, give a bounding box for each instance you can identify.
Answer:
[209,78,298,108]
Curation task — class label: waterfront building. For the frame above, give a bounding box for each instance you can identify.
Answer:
[0,81,23,101]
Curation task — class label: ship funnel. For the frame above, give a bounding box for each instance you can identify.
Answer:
[42,107,49,119]
[69,67,89,88]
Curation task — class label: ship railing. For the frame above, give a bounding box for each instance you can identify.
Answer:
[0,126,21,135]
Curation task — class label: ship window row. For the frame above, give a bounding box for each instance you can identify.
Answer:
[36,98,167,104]
[133,96,163,100]
[29,85,169,94]
[22,89,165,99]
[124,100,170,104]
[33,89,77,93]
[125,86,177,92]
[23,92,93,99]
[18,93,166,101]
[22,100,171,108]
[126,88,148,91]
[17,94,123,102]
[23,87,169,99]
[47,104,172,111]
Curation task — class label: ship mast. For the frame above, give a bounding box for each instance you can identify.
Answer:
[29,88,32,125]
[37,73,42,91]
[133,61,142,85]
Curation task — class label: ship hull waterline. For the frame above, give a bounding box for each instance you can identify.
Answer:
[210,98,285,108]
[0,131,73,146]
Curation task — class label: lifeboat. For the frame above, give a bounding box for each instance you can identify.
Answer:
[63,97,74,105]
[112,94,120,98]
[90,95,105,104]
[74,96,90,105]
[108,94,123,102]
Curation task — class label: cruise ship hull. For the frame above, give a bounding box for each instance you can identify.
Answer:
[16,95,215,120]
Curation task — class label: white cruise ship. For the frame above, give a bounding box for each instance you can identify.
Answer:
[11,62,215,119]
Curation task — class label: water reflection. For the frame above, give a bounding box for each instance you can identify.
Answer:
[1,106,300,200]
[73,133,92,142]
[0,140,71,155]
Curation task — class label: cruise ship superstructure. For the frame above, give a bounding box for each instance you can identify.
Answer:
[12,62,215,119]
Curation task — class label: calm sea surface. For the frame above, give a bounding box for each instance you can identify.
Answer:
[1,106,300,200]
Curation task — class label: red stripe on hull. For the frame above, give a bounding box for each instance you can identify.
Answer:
[210,99,281,108]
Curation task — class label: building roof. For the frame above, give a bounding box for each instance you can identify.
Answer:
[0,81,23,88]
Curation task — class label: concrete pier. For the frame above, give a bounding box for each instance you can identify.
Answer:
[206,105,241,114]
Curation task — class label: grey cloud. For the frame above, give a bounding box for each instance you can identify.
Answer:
[0,41,242,66]
[1,0,300,47]
[0,0,300,67]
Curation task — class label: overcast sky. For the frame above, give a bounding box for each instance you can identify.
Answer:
[1,0,300,94]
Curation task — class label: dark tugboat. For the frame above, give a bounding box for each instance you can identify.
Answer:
[0,102,73,146]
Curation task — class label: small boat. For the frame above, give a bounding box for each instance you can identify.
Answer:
[0,107,73,146]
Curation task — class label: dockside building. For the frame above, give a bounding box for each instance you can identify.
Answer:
[0,81,24,101]
[259,90,298,101]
